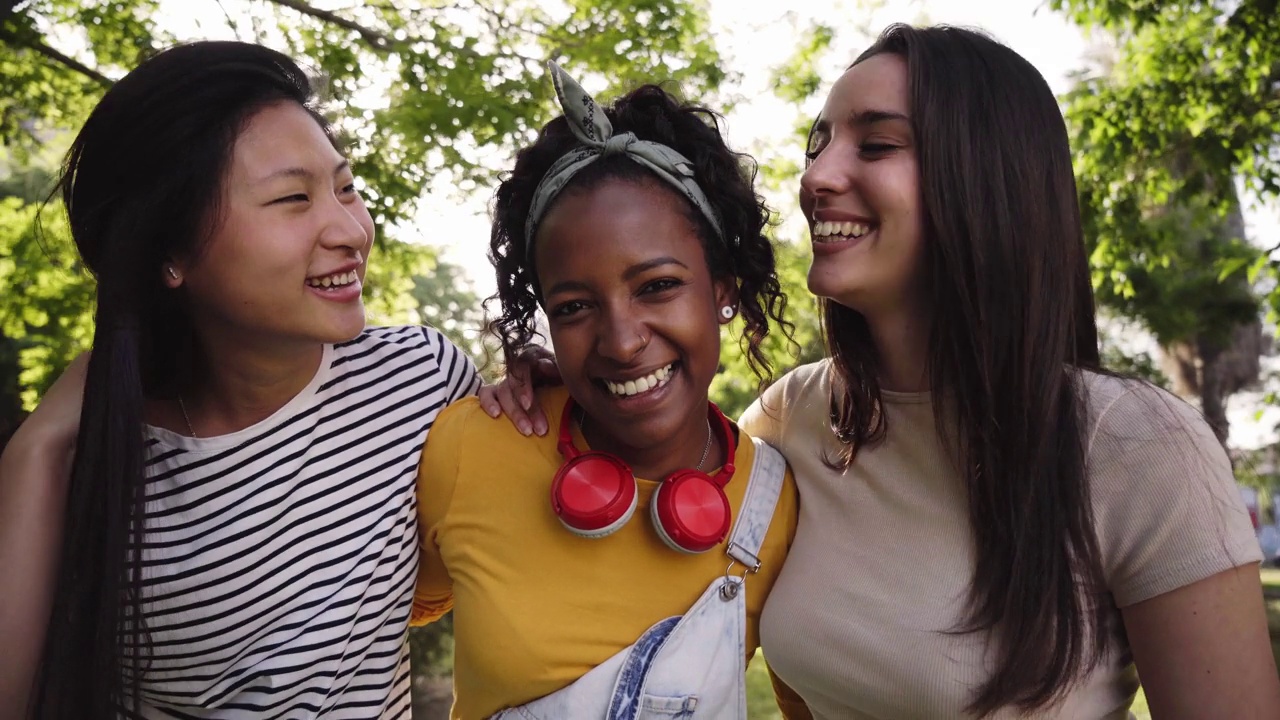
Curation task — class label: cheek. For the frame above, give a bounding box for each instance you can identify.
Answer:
[547,326,590,379]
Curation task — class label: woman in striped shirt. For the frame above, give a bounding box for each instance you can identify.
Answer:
[0,41,479,719]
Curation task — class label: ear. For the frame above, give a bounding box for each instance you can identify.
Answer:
[713,277,740,325]
[162,262,185,289]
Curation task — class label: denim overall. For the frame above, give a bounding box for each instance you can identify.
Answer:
[492,438,788,720]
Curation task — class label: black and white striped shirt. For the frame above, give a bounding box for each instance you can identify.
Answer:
[132,325,479,719]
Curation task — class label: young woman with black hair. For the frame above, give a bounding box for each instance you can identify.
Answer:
[0,41,480,718]
[410,64,806,718]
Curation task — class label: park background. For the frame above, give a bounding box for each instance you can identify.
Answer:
[2,0,1279,717]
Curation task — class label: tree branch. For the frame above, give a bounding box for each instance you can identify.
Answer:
[265,0,393,50]
[0,28,112,86]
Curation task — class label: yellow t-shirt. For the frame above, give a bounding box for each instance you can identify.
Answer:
[414,386,799,719]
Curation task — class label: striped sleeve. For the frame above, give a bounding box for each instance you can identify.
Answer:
[420,325,481,403]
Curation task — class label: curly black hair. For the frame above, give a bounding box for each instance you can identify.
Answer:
[487,82,792,381]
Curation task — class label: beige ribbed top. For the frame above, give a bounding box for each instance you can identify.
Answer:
[740,360,1261,720]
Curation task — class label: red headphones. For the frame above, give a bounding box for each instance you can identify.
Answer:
[549,397,737,554]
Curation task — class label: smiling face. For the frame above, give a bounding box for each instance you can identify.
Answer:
[534,177,734,472]
[169,100,375,350]
[801,52,926,317]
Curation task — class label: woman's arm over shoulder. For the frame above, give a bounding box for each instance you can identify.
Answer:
[0,355,88,716]
[413,398,486,626]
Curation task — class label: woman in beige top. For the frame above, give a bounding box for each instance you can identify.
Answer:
[736,23,1279,719]
[490,22,1279,719]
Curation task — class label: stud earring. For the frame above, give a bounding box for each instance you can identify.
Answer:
[719,305,736,320]
[166,266,179,280]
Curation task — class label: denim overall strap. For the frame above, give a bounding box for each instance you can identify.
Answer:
[724,438,787,579]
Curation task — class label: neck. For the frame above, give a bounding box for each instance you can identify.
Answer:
[862,299,931,393]
[580,404,725,481]
[179,325,326,436]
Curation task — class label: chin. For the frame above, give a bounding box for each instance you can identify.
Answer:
[319,313,368,343]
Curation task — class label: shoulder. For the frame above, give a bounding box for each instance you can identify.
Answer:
[771,360,831,399]
[1077,371,1261,605]
[740,360,831,441]
[333,325,442,363]
[1079,371,1218,459]
[427,386,570,465]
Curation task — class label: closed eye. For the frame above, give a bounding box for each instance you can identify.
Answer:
[859,143,899,157]
[270,193,309,205]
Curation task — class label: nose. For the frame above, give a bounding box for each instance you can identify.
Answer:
[800,141,853,200]
[318,193,370,252]
[595,304,648,363]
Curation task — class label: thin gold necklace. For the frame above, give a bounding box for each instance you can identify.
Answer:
[177,395,198,439]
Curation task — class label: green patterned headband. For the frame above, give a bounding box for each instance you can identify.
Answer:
[524,62,725,262]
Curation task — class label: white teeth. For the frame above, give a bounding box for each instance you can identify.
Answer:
[813,221,872,241]
[307,270,360,289]
[605,364,675,397]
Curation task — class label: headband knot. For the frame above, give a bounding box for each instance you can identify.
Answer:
[524,62,725,261]
[602,133,634,157]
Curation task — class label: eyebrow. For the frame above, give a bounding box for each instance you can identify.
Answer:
[255,159,350,185]
[812,108,911,135]
[623,256,688,280]
[544,256,689,297]
[848,109,910,126]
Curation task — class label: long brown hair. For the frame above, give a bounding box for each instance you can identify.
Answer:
[820,24,1108,715]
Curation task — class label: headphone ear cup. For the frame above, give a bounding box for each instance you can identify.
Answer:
[561,490,637,538]
[649,471,731,554]
[551,452,639,538]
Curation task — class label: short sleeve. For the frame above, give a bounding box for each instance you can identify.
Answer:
[739,372,792,448]
[1086,379,1262,608]
[420,325,481,404]
[412,399,482,625]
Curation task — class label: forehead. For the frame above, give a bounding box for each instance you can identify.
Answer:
[534,178,706,286]
[229,102,342,182]
[822,52,910,120]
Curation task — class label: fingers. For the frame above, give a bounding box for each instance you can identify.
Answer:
[477,384,503,419]
[476,376,547,437]
[507,359,535,413]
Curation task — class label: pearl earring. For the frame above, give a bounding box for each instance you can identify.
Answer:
[720,305,735,320]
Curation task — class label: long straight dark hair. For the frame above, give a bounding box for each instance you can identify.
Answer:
[33,42,329,718]
[820,25,1108,715]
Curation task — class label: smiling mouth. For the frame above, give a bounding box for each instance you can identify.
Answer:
[597,362,677,398]
[306,270,360,290]
[812,220,875,243]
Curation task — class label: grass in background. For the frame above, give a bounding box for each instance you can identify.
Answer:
[747,649,783,719]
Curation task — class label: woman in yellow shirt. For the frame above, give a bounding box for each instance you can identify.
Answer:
[413,64,804,719]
